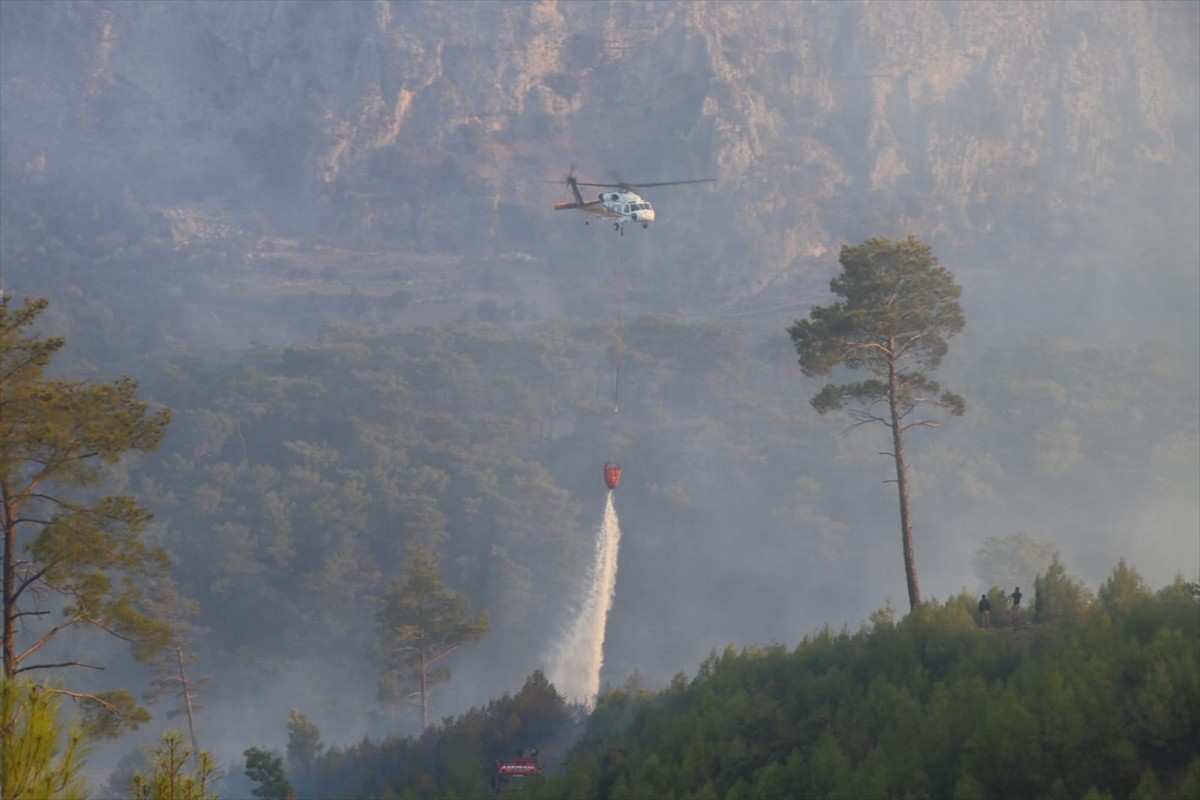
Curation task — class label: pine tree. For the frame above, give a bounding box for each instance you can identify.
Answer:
[286,709,321,779]
[376,543,489,729]
[0,677,90,800]
[243,747,294,800]
[789,237,965,610]
[2,296,174,737]
[143,582,210,765]
[131,732,218,800]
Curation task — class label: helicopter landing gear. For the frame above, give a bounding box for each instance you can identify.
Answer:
[613,222,620,232]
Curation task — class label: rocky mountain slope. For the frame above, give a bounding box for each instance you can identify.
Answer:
[2,1,1196,331]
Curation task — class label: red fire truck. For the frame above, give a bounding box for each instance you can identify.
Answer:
[493,755,539,793]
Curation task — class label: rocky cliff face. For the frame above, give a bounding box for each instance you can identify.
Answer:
[2,0,1197,314]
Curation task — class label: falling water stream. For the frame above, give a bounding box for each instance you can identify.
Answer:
[549,491,622,708]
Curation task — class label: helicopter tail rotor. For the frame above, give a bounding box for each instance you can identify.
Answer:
[544,162,578,188]
[551,162,588,210]
[565,162,585,207]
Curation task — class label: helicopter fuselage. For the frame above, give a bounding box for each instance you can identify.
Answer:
[553,190,655,230]
[597,191,655,228]
[554,180,656,230]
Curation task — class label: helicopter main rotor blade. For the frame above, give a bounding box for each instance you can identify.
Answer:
[625,178,717,188]
[572,178,717,189]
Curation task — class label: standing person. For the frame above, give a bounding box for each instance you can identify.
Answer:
[1010,586,1023,622]
[978,593,991,627]
[1034,589,1043,623]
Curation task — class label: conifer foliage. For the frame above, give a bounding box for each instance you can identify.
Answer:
[523,565,1200,800]
[1,295,173,737]
[131,732,218,800]
[376,543,490,729]
[0,678,89,800]
[789,236,966,610]
[243,746,294,800]
[286,708,322,781]
[298,670,573,799]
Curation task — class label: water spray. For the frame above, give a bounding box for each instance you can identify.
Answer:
[548,483,623,709]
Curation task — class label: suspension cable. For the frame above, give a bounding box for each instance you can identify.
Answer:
[613,232,624,413]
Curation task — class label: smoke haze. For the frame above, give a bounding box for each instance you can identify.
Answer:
[1,0,1196,785]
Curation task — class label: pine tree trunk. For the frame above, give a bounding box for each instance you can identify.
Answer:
[419,647,429,729]
[888,348,922,610]
[2,502,14,679]
[176,644,201,766]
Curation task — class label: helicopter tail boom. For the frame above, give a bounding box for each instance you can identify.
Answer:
[554,199,604,211]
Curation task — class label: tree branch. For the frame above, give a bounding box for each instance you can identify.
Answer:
[427,643,461,666]
[840,416,884,435]
[840,340,893,358]
[14,614,85,668]
[13,558,61,605]
[13,609,52,619]
[85,614,136,644]
[13,515,55,525]
[18,660,106,672]
[43,687,121,718]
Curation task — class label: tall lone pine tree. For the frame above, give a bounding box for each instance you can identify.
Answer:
[789,237,965,610]
[376,543,489,730]
[1,295,173,738]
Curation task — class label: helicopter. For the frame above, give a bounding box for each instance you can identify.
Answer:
[553,167,715,234]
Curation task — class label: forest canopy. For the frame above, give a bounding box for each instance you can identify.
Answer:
[515,567,1200,800]
[3,296,1197,797]
[277,564,1200,800]
[108,304,1200,748]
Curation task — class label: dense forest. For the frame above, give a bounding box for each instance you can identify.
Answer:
[4,290,1198,798]
[526,565,1200,800]
[244,562,1199,800]
[106,298,1200,740]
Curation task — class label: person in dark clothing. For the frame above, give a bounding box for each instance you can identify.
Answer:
[1010,586,1023,622]
[978,594,991,627]
[1034,589,1043,623]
